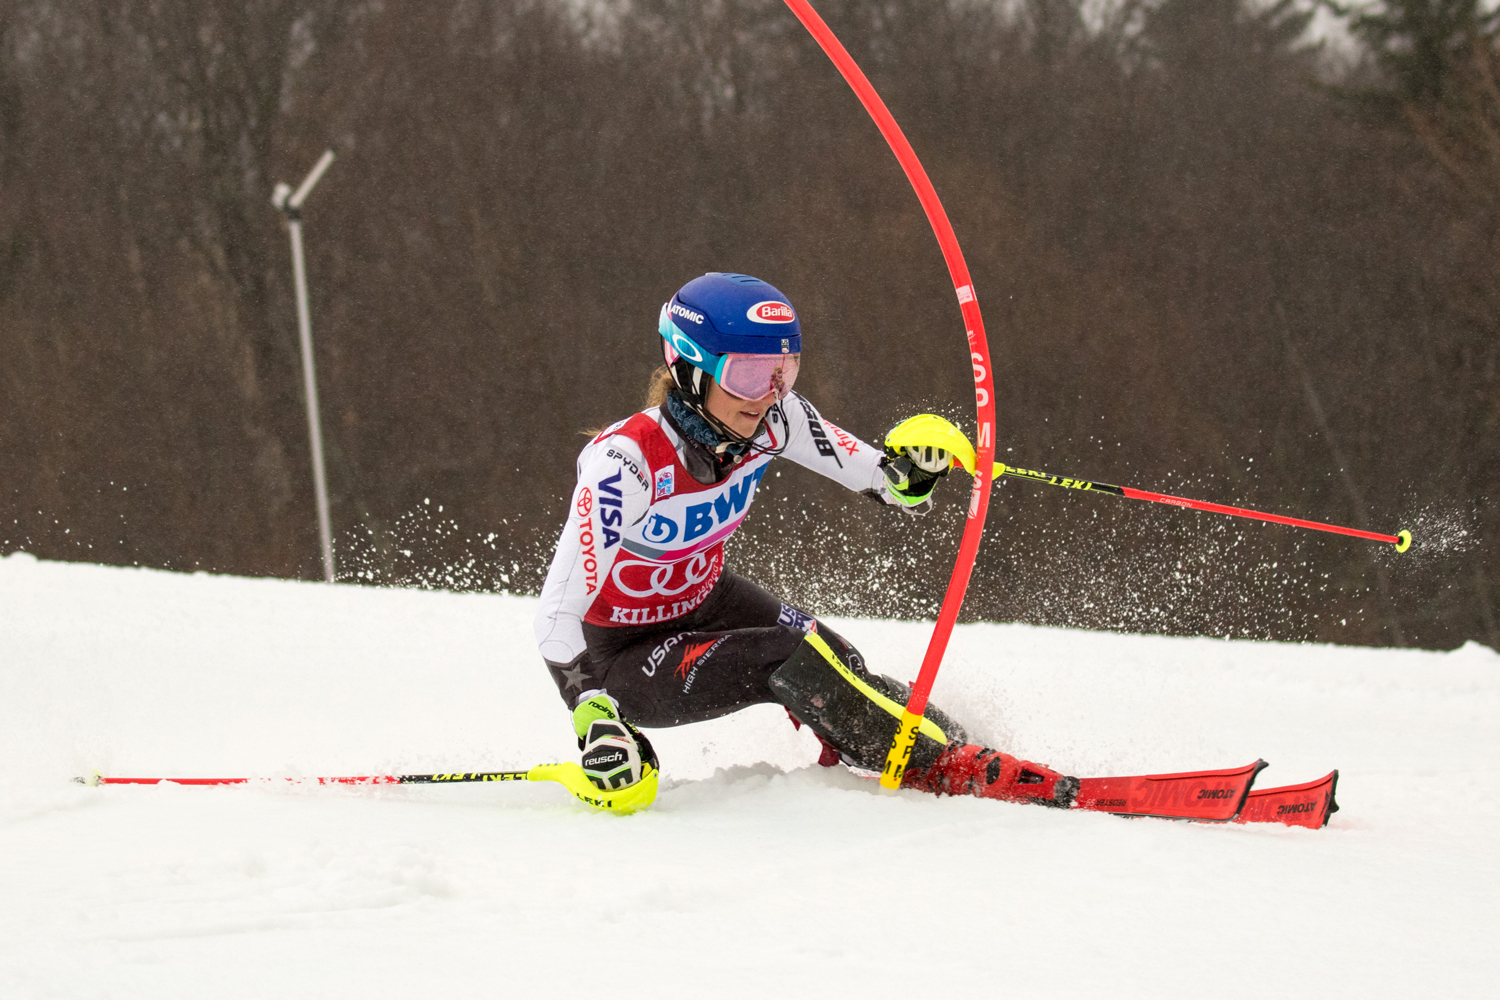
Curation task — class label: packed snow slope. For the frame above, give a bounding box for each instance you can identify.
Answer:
[1,554,1495,999]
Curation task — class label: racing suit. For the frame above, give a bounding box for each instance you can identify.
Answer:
[533,392,903,726]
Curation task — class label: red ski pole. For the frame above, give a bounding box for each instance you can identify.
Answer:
[991,462,1413,551]
[783,0,997,790]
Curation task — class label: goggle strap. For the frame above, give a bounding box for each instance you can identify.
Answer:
[662,310,796,400]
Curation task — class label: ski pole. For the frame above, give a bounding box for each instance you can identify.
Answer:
[989,462,1412,551]
[886,416,1412,552]
[76,770,529,786]
[75,761,659,814]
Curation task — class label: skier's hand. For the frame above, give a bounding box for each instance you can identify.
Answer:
[573,692,658,791]
[881,437,953,514]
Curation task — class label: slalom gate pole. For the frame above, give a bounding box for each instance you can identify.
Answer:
[783,1,997,790]
[990,462,1413,551]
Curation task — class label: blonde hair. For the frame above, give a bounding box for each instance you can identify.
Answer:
[644,365,675,409]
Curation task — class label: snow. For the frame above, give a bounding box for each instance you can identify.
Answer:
[1,552,1495,998]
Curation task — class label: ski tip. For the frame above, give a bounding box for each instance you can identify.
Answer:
[1237,759,1271,820]
[73,771,101,786]
[1394,530,1412,553]
[1236,768,1338,828]
[1322,769,1340,827]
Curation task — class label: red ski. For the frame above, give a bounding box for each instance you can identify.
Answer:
[1073,760,1267,822]
[1233,770,1339,829]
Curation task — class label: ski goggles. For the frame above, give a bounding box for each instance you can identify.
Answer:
[659,308,801,401]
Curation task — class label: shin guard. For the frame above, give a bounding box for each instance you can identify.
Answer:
[769,634,965,773]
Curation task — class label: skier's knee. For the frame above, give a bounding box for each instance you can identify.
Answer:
[769,633,966,773]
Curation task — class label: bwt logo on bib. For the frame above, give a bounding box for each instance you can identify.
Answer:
[641,466,768,545]
[643,513,679,544]
[747,301,795,324]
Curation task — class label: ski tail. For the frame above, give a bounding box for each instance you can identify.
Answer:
[1074,759,1268,822]
[1233,770,1338,829]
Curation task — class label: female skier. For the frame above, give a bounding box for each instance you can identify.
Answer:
[533,272,1077,810]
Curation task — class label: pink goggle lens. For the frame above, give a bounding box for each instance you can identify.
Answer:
[718,353,801,401]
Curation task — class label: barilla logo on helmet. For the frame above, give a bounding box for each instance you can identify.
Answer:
[669,301,705,325]
[747,301,796,324]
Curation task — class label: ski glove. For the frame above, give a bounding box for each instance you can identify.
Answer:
[881,438,953,515]
[573,692,658,792]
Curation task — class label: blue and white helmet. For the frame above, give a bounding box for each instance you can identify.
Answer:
[658,273,802,408]
[660,273,802,358]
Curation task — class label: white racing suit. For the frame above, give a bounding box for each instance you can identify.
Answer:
[533,393,904,723]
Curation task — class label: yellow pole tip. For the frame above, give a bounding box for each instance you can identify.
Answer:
[1395,530,1412,553]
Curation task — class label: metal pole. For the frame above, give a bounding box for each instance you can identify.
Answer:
[273,150,337,583]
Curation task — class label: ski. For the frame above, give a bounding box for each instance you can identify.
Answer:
[1073,759,1268,822]
[1233,770,1339,829]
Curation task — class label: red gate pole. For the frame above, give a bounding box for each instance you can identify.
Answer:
[781,1,998,789]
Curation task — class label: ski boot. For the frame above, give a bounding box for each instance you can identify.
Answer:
[901,743,1079,808]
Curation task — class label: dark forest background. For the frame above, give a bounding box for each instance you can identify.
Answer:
[2,0,1496,650]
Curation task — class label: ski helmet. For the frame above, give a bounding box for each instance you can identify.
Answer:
[658,273,802,408]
